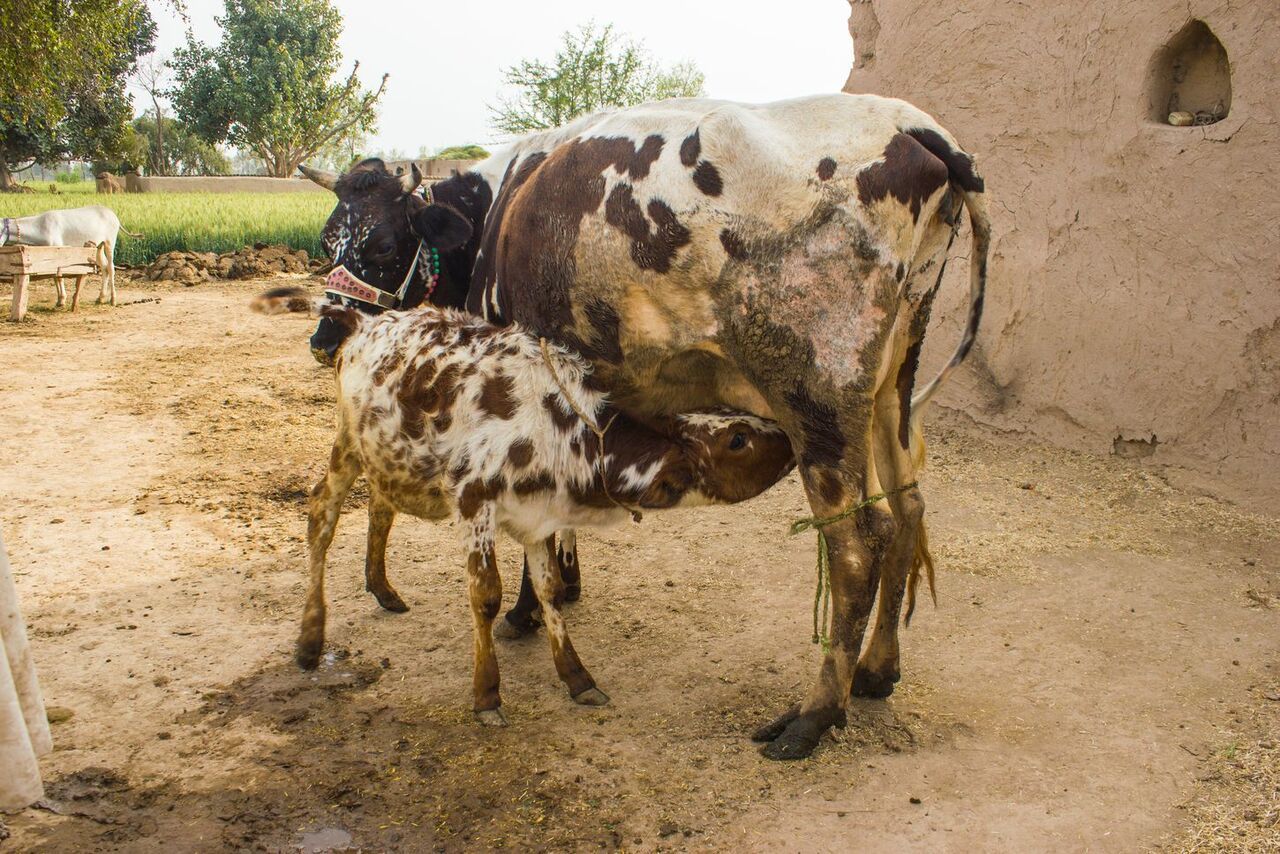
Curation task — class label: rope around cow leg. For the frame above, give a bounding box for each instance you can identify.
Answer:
[790,481,918,652]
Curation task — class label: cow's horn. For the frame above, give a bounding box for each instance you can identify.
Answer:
[299,164,339,191]
[399,162,423,194]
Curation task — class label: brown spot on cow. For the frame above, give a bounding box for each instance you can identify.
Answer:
[679,129,701,167]
[719,229,749,261]
[372,351,403,385]
[604,183,693,274]
[513,471,556,495]
[855,133,949,222]
[478,373,517,420]
[784,382,847,469]
[816,157,837,181]
[692,160,723,196]
[470,136,666,330]
[543,393,579,433]
[814,468,845,508]
[896,338,924,449]
[398,361,460,439]
[508,438,534,469]
[457,479,492,519]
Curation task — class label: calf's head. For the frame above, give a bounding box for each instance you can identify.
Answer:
[674,410,796,504]
[300,159,472,364]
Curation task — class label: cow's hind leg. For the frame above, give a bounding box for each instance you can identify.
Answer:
[497,554,542,639]
[525,536,606,705]
[557,529,581,601]
[296,442,361,669]
[365,494,408,612]
[464,506,506,725]
[851,366,926,698]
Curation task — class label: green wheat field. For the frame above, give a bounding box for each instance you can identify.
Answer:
[0,181,331,266]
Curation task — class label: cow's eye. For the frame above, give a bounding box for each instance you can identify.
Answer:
[368,239,396,260]
[728,432,748,451]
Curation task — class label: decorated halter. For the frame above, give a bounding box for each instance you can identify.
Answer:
[323,184,442,311]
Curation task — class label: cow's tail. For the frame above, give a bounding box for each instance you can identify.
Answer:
[250,286,362,348]
[908,186,990,428]
[901,133,991,623]
[118,226,145,240]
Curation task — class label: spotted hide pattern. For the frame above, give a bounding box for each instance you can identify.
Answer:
[268,295,795,721]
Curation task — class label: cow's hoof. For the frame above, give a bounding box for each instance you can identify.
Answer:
[751,703,800,742]
[759,716,827,761]
[572,687,610,706]
[494,612,540,640]
[851,666,899,699]
[564,584,582,603]
[474,707,508,727]
[295,642,322,671]
[370,587,409,613]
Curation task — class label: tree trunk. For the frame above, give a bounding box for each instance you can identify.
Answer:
[0,160,16,191]
[152,100,166,175]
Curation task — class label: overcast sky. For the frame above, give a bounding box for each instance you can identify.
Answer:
[140,0,854,155]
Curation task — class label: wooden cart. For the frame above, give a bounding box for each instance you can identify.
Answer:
[1,244,100,321]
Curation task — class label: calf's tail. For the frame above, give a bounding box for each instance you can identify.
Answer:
[250,286,362,349]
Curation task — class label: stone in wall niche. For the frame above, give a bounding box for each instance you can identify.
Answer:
[1147,19,1231,126]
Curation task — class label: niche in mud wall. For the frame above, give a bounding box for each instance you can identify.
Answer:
[1147,20,1231,126]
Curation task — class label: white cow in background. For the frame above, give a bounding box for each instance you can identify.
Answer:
[0,205,140,306]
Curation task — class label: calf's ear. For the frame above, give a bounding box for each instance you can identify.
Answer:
[411,204,472,251]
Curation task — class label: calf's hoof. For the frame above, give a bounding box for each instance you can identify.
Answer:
[572,687,610,706]
[494,611,540,640]
[474,707,508,727]
[370,586,409,613]
[751,703,800,743]
[851,666,899,699]
[295,641,322,671]
[563,583,582,603]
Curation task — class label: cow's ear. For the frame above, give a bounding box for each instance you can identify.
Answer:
[410,204,472,251]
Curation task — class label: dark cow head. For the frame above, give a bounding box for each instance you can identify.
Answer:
[300,158,474,364]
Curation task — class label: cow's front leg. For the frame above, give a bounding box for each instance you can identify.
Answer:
[525,536,607,705]
[53,276,66,308]
[364,494,408,612]
[464,508,506,725]
[557,529,581,601]
[754,462,895,760]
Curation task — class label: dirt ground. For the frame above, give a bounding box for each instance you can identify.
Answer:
[0,277,1276,852]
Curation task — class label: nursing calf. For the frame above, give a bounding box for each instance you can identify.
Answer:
[254,287,794,724]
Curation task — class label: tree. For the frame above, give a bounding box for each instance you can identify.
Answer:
[490,23,705,136]
[169,0,388,178]
[435,144,490,160]
[133,52,171,174]
[115,115,230,175]
[0,0,156,189]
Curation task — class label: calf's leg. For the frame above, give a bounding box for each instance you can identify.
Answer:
[364,495,408,612]
[296,442,361,669]
[526,537,607,705]
[464,507,506,725]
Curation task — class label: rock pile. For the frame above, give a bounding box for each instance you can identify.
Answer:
[142,244,321,284]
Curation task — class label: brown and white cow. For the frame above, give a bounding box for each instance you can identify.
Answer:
[253,287,795,724]
[298,93,990,759]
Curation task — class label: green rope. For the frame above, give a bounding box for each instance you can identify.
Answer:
[790,481,918,652]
